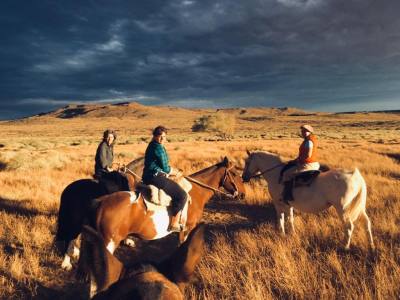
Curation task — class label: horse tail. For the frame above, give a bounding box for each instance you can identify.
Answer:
[54,179,105,255]
[342,168,367,222]
[54,187,82,255]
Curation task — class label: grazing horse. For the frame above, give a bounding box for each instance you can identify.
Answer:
[55,170,137,270]
[92,157,244,255]
[79,224,205,299]
[242,151,374,249]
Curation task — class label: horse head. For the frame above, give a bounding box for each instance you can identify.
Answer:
[242,150,283,182]
[81,224,206,299]
[219,156,246,200]
[242,150,257,183]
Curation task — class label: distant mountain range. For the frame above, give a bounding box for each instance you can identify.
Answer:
[29,101,319,120]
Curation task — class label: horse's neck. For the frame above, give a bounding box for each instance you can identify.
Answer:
[189,167,223,206]
[191,166,222,188]
[257,153,283,182]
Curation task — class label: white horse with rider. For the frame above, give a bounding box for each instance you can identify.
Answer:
[242,125,374,250]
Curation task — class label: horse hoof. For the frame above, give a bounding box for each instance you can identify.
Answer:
[124,238,135,248]
[61,261,73,271]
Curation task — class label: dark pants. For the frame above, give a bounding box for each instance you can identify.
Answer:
[146,175,187,216]
[279,160,297,183]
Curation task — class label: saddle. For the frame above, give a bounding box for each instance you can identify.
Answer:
[135,176,192,208]
[282,170,321,204]
[135,177,192,231]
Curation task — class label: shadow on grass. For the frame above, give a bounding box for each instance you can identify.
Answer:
[0,161,7,171]
[384,152,400,164]
[0,197,55,218]
[206,197,276,225]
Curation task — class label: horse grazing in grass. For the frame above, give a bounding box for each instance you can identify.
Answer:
[79,224,205,299]
[91,157,244,255]
[242,151,374,249]
[55,169,138,270]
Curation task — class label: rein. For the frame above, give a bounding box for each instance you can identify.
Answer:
[249,163,284,179]
[123,165,235,199]
[184,176,235,198]
[123,166,142,181]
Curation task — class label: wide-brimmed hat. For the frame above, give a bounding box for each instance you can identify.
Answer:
[300,124,314,133]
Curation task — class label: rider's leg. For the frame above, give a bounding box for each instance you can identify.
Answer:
[279,160,297,183]
[149,175,188,231]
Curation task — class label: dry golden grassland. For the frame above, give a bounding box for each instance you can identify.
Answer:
[0,109,399,299]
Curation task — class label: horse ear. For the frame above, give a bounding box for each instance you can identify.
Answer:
[246,150,251,156]
[161,224,205,290]
[223,156,229,166]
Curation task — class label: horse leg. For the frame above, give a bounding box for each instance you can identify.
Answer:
[289,207,295,233]
[344,220,354,250]
[361,210,375,249]
[279,212,286,235]
[61,239,79,271]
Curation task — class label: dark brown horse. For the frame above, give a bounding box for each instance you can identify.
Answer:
[55,170,137,270]
[79,223,205,299]
[93,157,245,255]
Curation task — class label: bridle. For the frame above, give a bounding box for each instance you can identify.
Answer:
[185,165,238,199]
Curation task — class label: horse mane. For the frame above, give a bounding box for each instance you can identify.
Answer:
[157,223,205,290]
[125,157,145,172]
[190,160,227,177]
[252,151,283,163]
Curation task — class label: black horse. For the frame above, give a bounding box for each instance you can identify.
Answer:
[54,165,140,270]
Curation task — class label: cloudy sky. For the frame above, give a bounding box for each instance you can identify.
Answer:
[1,0,399,119]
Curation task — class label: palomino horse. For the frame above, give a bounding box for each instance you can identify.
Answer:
[242,151,374,249]
[55,169,138,270]
[91,157,244,255]
[78,224,205,299]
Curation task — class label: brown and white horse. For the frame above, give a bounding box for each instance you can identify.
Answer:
[92,157,245,255]
[79,224,205,299]
[242,151,374,249]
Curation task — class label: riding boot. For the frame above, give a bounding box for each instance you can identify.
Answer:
[281,180,294,205]
[168,211,183,232]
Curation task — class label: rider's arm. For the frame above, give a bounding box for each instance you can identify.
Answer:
[154,144,171,174]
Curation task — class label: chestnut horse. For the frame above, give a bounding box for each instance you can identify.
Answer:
[55,169,138,270]
[79,224,205,299]
[92,157,245,255]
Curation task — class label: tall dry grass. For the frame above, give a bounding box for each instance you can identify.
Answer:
[0,118,399,299]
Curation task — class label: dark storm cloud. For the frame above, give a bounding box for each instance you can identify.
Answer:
[0,0,399,119]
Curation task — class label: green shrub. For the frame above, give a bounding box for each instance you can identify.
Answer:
[192,113,236,139]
